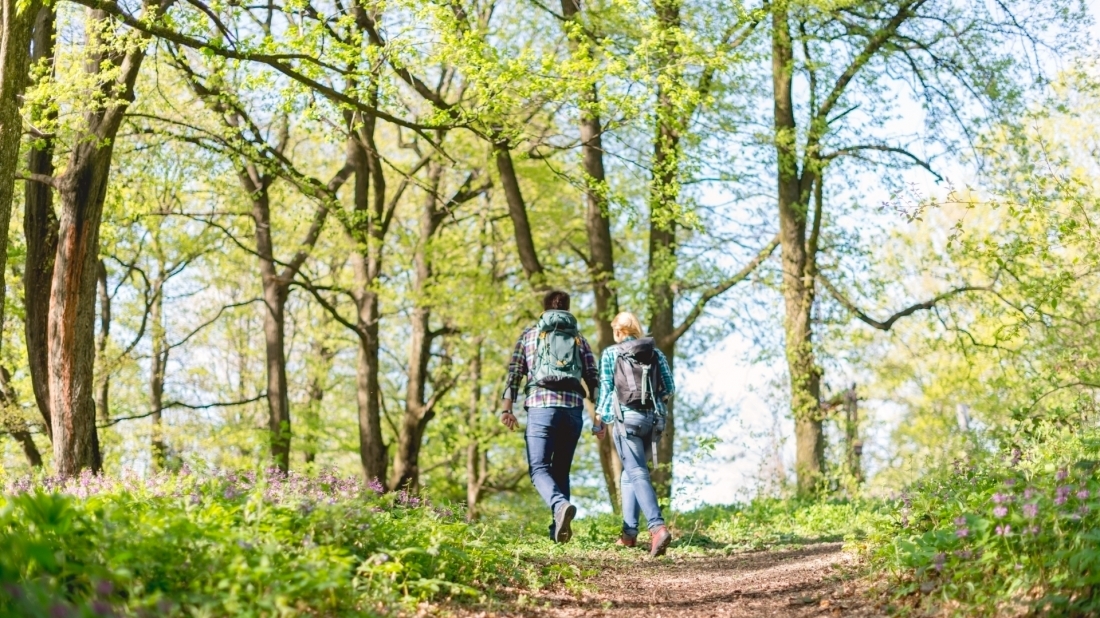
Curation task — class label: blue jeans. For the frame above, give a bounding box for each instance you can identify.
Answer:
[525,406,583,535]
[615,410,665,537]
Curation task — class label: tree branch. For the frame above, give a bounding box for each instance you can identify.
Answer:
[819,275,992,331]
[661,234,780,348]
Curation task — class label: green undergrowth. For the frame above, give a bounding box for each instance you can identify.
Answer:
[1,467,898,617]
[0,469,545,617]
[670,498,889,552]
[869,426,1100,616]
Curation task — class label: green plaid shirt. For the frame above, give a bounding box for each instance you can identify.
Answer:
[596,337,675,424]
[502,323,599,409]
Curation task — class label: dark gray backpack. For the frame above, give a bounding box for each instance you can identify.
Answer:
[612,337,660,413]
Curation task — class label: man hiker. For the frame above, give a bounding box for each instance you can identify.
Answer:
[501,290,601,543]
[594,311,675,557]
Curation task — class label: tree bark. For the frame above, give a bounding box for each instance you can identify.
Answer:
[494,141,545,287]
[149,273,167,468]
[95,259,110,421]
[249,180,294,472]
[0,367,42,467]
[22,6,55,439]
[348,112,388,486]
[646,0,683,502]
[0,0,42,369]
[559,0,622,512]
[771,4,822,496]
[389,162,444,492]
[465,337,489,521]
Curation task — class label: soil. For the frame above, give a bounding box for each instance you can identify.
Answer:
[451,542,885,618]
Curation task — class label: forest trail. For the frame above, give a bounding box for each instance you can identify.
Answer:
[457,542,883,617]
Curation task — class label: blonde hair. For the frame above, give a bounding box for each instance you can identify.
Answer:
[611,312,643,340]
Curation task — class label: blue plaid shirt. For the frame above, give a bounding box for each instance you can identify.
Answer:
[502,321,599,409]
[596,337,675,424]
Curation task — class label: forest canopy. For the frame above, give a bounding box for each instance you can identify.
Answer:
[0,0,1096,513]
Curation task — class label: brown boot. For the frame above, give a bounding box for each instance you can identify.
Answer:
[615,535,637,548]
[649,525,672,557]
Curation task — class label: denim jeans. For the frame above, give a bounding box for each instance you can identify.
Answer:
[615,410,665,537]
[525,406,584,536]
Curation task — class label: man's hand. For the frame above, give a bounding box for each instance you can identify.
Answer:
[593,422,607,440]
[500,411,518,431]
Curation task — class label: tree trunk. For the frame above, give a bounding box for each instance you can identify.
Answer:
[494,142,545,287]
[389,162,443,492]
[844,385,862,486]
[646,0,683,502]
[20,6,53,438]
[149,274,167,468]
[771,4,822,496]
[302,340,333,465]
[558,0,622,512]
[0,367,42,467]
[95,259,110,421]
[0,0,42,367]
[348,115,388,486]
[465,338,489,521]
[48,2,169,477]
[250,184,293,472]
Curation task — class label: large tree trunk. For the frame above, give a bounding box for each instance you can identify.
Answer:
[50,4,170,476]
[646,0,683,502]
[558,0,622,512]
[389,162,443,492]
[348,115,388,486]
[771,4,822,496]
[22,6,55,438]
[149,274,167,468]
[249,185,293,472]
[0,0,42,367]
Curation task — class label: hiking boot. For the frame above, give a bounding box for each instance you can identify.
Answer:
[614,534,637,548]
[649,525,672,557]
[554,502,577,544]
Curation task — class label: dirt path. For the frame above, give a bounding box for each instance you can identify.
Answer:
[458,543,883,618]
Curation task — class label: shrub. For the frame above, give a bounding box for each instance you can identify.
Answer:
[872,428,1100,615]
[0,468,514,616]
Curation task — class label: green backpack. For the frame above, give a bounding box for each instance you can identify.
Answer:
[529,310,584,393]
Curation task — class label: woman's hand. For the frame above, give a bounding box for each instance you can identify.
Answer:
[593,422,607,440]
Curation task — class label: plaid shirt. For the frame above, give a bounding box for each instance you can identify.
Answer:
[596,337,675,424]
[502,322,599,409]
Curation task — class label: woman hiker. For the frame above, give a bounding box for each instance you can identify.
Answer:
[594,311,675,557]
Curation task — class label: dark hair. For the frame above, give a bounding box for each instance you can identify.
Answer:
[543,290,570,311]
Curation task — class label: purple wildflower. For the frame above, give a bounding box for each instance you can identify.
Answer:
[1028,525,1040,536]
[1004,478,1017,487]
[932,553,946,572]
[992,493,1010,504]
[94,580,114,597]
[1023,503,1038,519]
[1077,489,1090,500]
[1056,485,1072,505]
[367,478,385,494]
[1024,488,1036,500]
[993,506,1008,518]
[956,526,969,538]
[1011,449,1022,466]
[1057,468,1068,481]
[995,524,1011,536]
